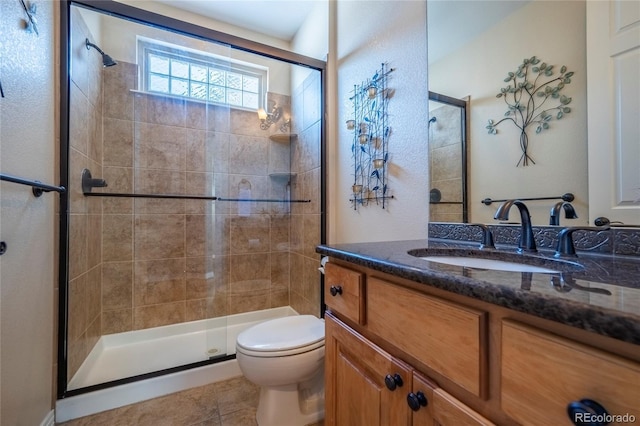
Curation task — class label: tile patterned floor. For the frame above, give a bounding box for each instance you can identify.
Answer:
[57,376,324,426]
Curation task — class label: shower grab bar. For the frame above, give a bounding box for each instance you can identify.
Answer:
[481,193,574,206]
[1,172,66,197]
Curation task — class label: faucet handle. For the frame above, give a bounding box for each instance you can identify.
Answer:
[470,223,495,250]
[554,225,610,258]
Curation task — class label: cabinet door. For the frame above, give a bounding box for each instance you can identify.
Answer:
[432,389,495,426]
[325,312,412,426]
[501,320,640,426]
[411,372,436,426]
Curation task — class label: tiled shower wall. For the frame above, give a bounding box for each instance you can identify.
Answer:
[429,103,463,222]
[290,72,323,317]
[67,10,323,381]
[67,8,105,382]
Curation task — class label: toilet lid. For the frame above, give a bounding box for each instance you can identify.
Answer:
[236,315,325,353]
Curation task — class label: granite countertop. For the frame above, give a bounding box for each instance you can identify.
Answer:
[316,239,640,345]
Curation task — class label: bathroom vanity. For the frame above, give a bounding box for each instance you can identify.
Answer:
[317,240,640,426]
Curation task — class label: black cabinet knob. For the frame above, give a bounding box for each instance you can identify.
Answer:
[384,373,403,391]
[407,391,428,411]
[567,399,610,426]
[329,285,342,296]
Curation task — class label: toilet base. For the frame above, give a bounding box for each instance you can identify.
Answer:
[256,373,324,426]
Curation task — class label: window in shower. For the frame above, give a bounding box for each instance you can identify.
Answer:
[138,38,267,109]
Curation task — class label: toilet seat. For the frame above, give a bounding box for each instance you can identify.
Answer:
[236,315,325,357]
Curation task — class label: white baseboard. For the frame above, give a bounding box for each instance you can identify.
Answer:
[40,410,55,426]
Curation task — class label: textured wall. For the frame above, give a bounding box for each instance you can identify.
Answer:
[331,1,429,243]
[0,1,57,424]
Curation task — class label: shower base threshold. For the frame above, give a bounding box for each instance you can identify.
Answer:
[58,306,297,421]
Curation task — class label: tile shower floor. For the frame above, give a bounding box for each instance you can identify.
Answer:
[57,376,324,426]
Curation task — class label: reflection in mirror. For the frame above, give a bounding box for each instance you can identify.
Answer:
[428,92,467,223]
[428,1,589,226]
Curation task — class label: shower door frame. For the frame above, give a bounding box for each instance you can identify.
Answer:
[428,91,469,223]
[58,0,327,399]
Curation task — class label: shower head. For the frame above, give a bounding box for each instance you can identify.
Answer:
[85,38,117,67]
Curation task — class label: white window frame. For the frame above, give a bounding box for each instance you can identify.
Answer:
[137,38,268,110]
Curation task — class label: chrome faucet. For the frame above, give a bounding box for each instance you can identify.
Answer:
[549,201,578,225]
[494,200,537,253]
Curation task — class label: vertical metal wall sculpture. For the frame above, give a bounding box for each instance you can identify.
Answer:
[347,63,394,210]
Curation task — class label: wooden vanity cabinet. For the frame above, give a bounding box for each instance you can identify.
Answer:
[325,313,412,426]
[323,259,640,425]
[501,320,640,426]
[325,313,495,426]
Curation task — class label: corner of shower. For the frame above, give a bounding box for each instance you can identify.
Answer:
[57,0,326,408]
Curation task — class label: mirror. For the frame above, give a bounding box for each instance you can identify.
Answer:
[428,0,589,226]
[428,91,468,223]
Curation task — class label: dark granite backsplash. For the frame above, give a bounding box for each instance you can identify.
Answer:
[429,222,640,257]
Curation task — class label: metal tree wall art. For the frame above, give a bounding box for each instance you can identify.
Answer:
[486,56,573,166]
[346,63,394,210]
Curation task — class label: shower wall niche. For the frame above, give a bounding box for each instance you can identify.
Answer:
[64,3,324,393]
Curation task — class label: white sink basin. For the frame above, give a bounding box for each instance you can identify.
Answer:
[419,256,560,273]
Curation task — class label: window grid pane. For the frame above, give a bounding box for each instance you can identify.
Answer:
[145,50,264,109]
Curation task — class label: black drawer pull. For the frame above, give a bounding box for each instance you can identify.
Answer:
[329,285,342,296]
[407,391,428,411]
[384,373,403,391]
[567,398,610,426]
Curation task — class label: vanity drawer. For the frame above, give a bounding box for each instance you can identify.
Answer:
[367,278,488,398]
[324,262,365,325]
[501,320,640,426]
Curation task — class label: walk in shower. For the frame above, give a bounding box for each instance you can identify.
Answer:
[428,92,468,222]
[58,0,325,401]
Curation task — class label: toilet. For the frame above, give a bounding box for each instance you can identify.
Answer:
[236,315,325,426]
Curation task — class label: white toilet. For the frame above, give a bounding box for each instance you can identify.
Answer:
[236,315,325,426]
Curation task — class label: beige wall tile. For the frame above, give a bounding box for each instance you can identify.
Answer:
[186,214,214,257]
[134,122,186,170]
[230,215,270,254]
[229,253,269,285]
[87,214,102,269]
[134,214,185,260]
[229,135,268,175]
[303,214,321,259]
[270,252,289,291]
[102,167,133,214]
[135,93,186,127]
[69,83,89,156]
[103,118,134,167]
[102,309,133,335]
[86,265,102,323]
[103,215,133,262]
[103,63,136,120]
[134,258,186,306]
[102,261,133,311]
[69,148,88,214]
[134,302,185,330]
[69,214,88,280]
